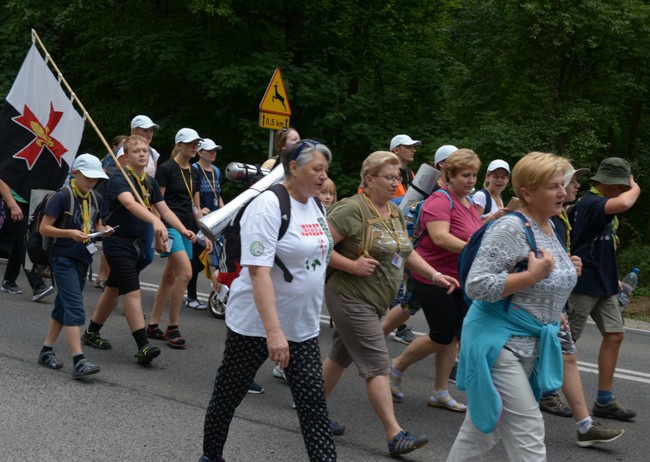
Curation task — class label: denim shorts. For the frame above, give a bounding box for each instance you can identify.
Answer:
[51,256,87,326]
[160,227,193,259]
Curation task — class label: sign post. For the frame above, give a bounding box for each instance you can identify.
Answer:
[259,68,292,157]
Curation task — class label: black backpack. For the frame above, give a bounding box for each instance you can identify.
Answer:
[218,184,323,283]
[26,185,97,269]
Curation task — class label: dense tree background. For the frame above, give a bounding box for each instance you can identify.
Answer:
[1,0,649,276]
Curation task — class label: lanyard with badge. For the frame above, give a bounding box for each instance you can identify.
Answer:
[199,165,220,208]
[177,161,198,215]
[363,194,404,269]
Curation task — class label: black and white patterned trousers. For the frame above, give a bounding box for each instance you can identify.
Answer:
[202,328,337,461]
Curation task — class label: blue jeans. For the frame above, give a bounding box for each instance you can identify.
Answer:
[51,256,87,326]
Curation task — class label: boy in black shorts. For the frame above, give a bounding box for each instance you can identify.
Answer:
[81,135,195,364]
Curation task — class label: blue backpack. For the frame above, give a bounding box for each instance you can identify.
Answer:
[406,188,473,248]
[457,211,537,307]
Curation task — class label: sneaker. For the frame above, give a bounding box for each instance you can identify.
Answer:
[247,381,264,394]
[539,392,573,418]
[81,330,112,350]
[394,325,417,344]
[449,363,458,384]
[198,455,225,462]
[577,421,625,447]
[186,298,207,310]
[72,358,100,378]
[387,430,428,456]
[592,397,636,422]
[329,419,345,436]
[38,350,63,369]
[390,369,404,401]
[273,365,287,381]
[1,280,22,294]
[32,285,54,301]
[135,344,161,365]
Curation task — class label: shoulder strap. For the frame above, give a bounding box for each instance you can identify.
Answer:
[267,184,293,283]
[435,189,454,210]
[58,185,75,229]
[268,184,291,240]
[352,194,375,256]
[479,188,491,212]
[510,211,537,253]
[313,196,325,215]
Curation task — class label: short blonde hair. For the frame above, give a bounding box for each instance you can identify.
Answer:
[512,152,572,204]
[123,135,149,154]
[444,149,481,181]
[360,151,400,188]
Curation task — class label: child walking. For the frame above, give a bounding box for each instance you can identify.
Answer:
[38,154,111,378]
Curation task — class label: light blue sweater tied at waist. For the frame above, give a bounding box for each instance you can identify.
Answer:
[456,300,562,433]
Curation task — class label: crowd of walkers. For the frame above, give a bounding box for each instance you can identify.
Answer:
[0,119,640,461]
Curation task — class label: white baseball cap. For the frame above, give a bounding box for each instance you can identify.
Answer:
[175,128,203,144]
[199,138,223,151]
[433,145,458,167]
[71,154,108,179]
[487,159,510,174]
[130,115,159,130]
[390,134,422,151]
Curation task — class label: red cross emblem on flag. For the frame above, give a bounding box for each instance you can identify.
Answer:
[12,102,67,169]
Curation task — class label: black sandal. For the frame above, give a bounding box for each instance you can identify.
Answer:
[38,350,63,369]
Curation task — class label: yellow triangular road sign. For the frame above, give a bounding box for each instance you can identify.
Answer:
[259,68,291,116]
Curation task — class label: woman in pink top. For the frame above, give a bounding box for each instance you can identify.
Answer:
[390,149,483,412]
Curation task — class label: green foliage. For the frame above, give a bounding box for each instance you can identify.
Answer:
[617,243,650,290]
[0,0,648,237]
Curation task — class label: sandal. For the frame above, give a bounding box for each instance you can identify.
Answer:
[94,279,106,290]
[146,325,168,341]
[38,350,63,370]
[427,392,467,413]
[165,327,186,349]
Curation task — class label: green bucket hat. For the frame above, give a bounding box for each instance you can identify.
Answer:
[590,157,631,187]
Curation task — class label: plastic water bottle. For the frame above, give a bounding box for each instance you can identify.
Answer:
[618,268,640,311]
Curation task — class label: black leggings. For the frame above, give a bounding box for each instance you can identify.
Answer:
[186,241,204,300]
[202,329,337,461]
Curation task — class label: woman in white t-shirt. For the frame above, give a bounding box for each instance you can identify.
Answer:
[472,159,511,223]
[200,140,337,462]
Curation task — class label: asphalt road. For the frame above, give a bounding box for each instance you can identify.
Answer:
[1,253,649,462]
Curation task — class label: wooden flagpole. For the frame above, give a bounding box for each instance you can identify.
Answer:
[30,29,145,207]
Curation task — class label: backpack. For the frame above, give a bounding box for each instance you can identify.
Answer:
[457,211,567,307]
[25,186,77,268]
[406,188,473,248]
[217,184,324,284]
[473,188,492,214]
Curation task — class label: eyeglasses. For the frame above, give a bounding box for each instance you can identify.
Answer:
[373,174,400,183]
[292,139,322,160]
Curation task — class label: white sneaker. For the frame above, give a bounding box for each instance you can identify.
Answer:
[273,365,287,381]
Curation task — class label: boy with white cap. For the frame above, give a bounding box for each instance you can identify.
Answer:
[37,154,113,378]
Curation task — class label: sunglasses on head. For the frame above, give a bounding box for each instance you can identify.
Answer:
[292,139,322,160]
